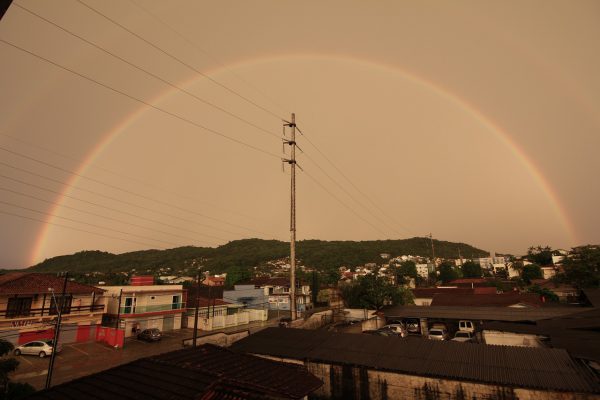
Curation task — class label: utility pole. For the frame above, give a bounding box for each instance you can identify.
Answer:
[192,272,200,347]
[283,113,297,320]
[45,271,68,389]
[429,233,435,264]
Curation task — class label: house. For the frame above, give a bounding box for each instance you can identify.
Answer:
[28,343,323,399]
[202,276,225,286]
[250,277,312,313]
[0,273,105,345]
[101,276,186,337]
[415,263,435,279]
[540,266,557,280]
[530,279,579,303]
[232,328,599,399]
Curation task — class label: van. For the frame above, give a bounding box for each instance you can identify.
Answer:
[458,320,475,333]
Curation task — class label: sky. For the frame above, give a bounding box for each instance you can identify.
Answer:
[1,0,599,269]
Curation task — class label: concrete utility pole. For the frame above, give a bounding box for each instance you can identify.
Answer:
[45,271,68,389]
[283,113,297,320]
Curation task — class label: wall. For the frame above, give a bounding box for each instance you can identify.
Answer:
[482,330,544,347]
[188,308,267,331]
[297,360,596,400]
[182,330,250,347]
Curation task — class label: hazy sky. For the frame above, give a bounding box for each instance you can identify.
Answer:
[1,0,599,268]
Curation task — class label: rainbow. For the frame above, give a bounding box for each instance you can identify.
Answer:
[30,54,578,265]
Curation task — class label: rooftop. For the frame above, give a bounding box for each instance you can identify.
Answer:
[231,328,599,394]
[28,343,322,399]
[430,292,543,307]
[0,273,104,295]
[383,305,583,322]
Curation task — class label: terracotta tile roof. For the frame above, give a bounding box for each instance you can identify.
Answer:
[0,273,104,295]
[412,288,475,298]
[27,344,322,399]
[197,297,230,308]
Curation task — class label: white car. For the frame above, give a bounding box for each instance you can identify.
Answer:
[14,340,61,358]
[382,324,408,337]
[452,331,475,343]
[427,328,449,341]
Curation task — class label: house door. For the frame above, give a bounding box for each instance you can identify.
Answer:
[163,315,174,332]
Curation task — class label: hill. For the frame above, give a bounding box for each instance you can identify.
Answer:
[27,237,488,274]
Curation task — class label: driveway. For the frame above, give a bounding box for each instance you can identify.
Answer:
[11,328,194,390]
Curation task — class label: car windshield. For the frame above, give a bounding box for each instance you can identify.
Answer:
[43,340,54,346]
[455,332,470,338]
[429,329,443,335]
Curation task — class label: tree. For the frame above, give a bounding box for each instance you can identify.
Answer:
[521,264,542,284]
[392,261,417,285]
[438,262,459,284]
[224,265,252,288]
[527,285,559,302]
[556,245,600,288]
[0,340,35,399]
[461,261,482,278]
[340,274,413,310]
[526,246,553,266]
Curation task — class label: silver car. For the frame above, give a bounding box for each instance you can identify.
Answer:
[14,340,61,358]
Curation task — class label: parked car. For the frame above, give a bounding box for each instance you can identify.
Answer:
[363,329,395,337]
[405,319,420,334]
[427,328,449,341]
[452,331,475,343]
[137,328,162,342]
[381,324,408,337]
[14,340,61,358]
[458,320,475,333]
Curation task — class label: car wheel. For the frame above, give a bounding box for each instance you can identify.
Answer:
[14,349,21,356]
[39,351,46,358]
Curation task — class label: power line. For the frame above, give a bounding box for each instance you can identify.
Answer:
[0,39,282,160]
[301,169,389,237]
[301,130,416,236]
[0,186,215,246]
[0,199,180,248]
[127,0,291,119]
[0,146,272,238]
[0,171,228,243]
[74,0,284,121]
[0,209,163,249]
[12,3,281,141]
[0,132,268,225]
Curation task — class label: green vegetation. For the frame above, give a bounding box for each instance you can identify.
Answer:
[28,238,488,276]
[339,275,414,309]
[0,340,35,399]
[438,261,459,284]
[461,261,482,278]
[555,245,600,288]
[521,264,542,284]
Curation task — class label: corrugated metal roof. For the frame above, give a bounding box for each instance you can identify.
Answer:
[231,328,600,393]
[384,305,584,321]
[28,344,322,400]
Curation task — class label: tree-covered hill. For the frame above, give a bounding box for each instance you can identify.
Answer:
[27,237,488,274]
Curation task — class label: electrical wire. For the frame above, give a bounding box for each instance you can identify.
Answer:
[0,209,163,249]
[12,3,281,141]
[301,169,389,237]
[0,39,282,161]
[0,132,266,225]
[0,186,214,246]
[0,146,273,237]
[0,172,227,243]
[74,0,284,121]
[0,199,181,247]
[127,0,291,119]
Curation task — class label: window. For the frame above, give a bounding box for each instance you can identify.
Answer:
[6,297,32,318]
[49,295,72,315]
[123,297,136,314]
[172,295,181,310]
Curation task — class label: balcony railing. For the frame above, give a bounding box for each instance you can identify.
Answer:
[119,302,186,315]
[1,304,105,319]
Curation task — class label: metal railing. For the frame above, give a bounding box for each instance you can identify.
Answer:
[1,304,105,319]
[119,302,186,315]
